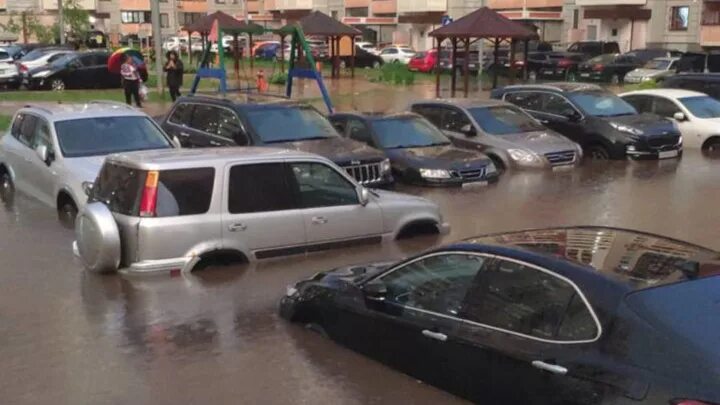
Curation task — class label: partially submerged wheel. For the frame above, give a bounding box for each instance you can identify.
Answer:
[75,202,121,273]
[610,74,620,85]
[0,172,14,204]
[58,200,78,229]
[588,145,610,160]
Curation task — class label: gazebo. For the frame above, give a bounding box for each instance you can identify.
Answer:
[280,11,361,79]
[183,11,264,67]
[429,7,538,97]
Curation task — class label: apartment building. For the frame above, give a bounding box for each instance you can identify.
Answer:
[486,0,564,43]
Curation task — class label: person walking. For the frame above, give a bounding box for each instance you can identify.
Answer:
[164,51,184,102]
[120,55,142,108]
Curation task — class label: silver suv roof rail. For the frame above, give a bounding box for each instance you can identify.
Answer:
[88,100,136,109]
[23,104,54,115]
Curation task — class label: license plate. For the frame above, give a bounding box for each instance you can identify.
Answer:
[580,73,590,77]
[462,181,488,188]
[552,165,574,171]
[658,150,678,159]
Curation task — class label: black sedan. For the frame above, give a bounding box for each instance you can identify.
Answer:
[329,112,499,186]
[280,226,720,405]
[339,46,383,69]
[577,53,643,84]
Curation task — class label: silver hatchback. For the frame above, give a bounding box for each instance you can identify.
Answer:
[74,148,449,274]
[410,99,582,171]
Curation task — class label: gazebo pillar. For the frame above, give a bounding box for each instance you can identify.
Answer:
[350,36,355,78]
[249,33,254,71]
[435,37,442,98]
[509,39,516,84]
[463,38,470,98]
[450,38,458,98]
[492,38,500,89]
[280,35,285,73]
[188,31,193,65]
[523,39,529,81]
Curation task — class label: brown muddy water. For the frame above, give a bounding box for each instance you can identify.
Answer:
[1,149,719,404]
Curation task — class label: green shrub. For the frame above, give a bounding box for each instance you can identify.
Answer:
[269,72,287,85]
[624,79,658,91]
[368,63,415,85]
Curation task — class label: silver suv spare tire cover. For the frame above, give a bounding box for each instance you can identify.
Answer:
[75,202,121,273]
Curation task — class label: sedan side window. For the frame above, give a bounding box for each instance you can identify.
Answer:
[16,114,37,146]
[622,95,652,113]
[442,108,471,133]
[412,105,444,128]
[215,108,247,145]
[379,254,487,317]
[190,104,221,135]
[653,98,681,118]
[543,94,577,117]
[168,103,194,126]
[504,92,542,111]
[346,118,372,145]
[462,259,598,341]
[289,162,358,208]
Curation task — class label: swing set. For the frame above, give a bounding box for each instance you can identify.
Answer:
[187,19,334,113]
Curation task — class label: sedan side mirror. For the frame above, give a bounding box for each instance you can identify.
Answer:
[35,144,50,165]
[673,112,687,122]
[362,280,387,302]
[358,186,370,206]
[460,124,476,136]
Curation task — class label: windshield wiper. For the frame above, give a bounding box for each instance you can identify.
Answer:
[264,136,331,144]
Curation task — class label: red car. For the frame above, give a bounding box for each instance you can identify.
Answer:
[408,49,438,73]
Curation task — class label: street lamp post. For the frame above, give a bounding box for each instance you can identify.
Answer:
[151,0,164,95]
[58,0,64,44]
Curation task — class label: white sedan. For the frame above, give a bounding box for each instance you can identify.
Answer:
[620,89,720,151]
[379,46,415,64]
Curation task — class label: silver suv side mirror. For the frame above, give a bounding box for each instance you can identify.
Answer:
[358,186,370,206]
[35,144,49,165]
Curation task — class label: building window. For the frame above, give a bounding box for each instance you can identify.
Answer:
[331,10,339,20]
[215,0,226,3]
[160,13,169,28]
[121,11,151,24]
[572,9,579,29]
[181,12,204,25]
[346,8,367,17]
[669,6,689,31]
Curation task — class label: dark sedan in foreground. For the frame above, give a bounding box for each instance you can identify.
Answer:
[281,226,720,405]
[329,112,499,186]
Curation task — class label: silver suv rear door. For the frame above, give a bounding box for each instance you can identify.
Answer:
[222,161,307,259]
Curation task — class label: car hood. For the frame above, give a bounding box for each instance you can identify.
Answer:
[603,113,678,137]
[385,144,491,170]
[489,131,579,154]
[626,68,666,77]
[63,155,105,183]
[314,261,396,285]
[273,137,385,164]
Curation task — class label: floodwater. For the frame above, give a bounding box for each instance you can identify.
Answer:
[2,149,720,404]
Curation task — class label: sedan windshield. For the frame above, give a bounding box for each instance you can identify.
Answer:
[20,49,49,61]
[55,116,172,157]
[568,92,637,117]
[679,96,720,119]
[469,106,545,135]
[372,117,450,148]
[246,107,339,143]
[50,54,76,68]
[643,59,671,70]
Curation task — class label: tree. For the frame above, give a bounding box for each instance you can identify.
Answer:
[11,0,91,44]
[61,0,91,43]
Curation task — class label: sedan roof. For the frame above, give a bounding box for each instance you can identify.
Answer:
[456,226,720,291]
[620,89,707,99]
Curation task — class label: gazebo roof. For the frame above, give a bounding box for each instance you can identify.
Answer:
[279,11,361,37]
[430,7,537,39]
[184,11,264,35]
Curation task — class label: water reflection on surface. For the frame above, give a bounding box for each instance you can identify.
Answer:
[1,151,720,403]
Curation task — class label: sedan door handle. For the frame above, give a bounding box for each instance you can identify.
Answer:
[209,140,222,146]
[538,119,549,124]
[421,329,447,342]
[228,223,247,232]
[178,131,191,138]
[311,216,328,225]
[531,360,568,375]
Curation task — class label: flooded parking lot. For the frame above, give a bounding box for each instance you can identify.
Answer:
[2,150,719,404]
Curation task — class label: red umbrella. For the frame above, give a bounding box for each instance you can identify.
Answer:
[107,48,145,73]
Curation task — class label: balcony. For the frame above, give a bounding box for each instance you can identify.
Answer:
[701,25,720,47]
[371,0,396,14]
[266,0,312,10]
[119,0,150,10]
[346,0,370,7]
[178,0,207,13]
[487,0,562,8]
[247,0,260,13]
[575,0,645,5]
[396,0,445,14]
[42,0,97,9]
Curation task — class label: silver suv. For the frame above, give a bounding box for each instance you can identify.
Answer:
[0,102,176,226]
[74,148,449,274]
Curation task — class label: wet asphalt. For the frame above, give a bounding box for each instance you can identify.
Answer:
[2,147,719,404]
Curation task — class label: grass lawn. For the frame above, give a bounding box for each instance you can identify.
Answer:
[0,114,10,130]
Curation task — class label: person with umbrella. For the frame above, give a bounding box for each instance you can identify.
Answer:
[120,54,143,107]
[164,50,184,102]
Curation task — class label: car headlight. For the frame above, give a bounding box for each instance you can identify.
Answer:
[486,162,497,174]
[33,70,51,78]
[677,135,683,146]
[419,168,451,179]
[508,149,539,163]
[641,76,652,82]
[609,122,644,136]
[380,158,391,173]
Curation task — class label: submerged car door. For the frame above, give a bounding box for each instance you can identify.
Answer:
[331,253,492,392]
[162,102,196,146]
[455,257,608,404]
[222,162,307,258]
[537,93,588,146]
[286,161,382,248]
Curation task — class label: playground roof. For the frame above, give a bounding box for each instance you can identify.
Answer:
[184,11,264,35]
[429,7,537,39]
[279,11,361,37]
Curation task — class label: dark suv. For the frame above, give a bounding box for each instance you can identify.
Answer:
[160,97,393,187]
[662,73,720,100]
[566,41,620,59]
[492,83,682,160]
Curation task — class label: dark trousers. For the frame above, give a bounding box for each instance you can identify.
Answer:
[168,85,181,102]
[123,80,141,107]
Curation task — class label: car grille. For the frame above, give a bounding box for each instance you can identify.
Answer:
[647,135,680,150]
[453,167,486,180]
[344,162,382,185]
[545,150,576,166]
